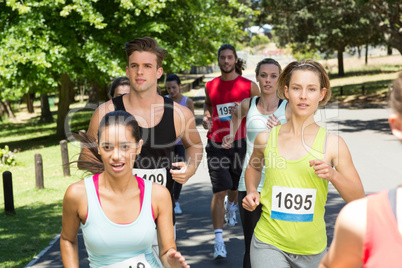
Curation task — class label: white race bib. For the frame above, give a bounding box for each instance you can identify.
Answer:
[271,186,317,222]
[133,168,167,187]
[216,102,236,122]
[101,253,151,268]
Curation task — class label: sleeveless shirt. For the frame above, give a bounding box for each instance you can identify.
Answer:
[238,97,288,192]
[81,176,158,267]
[362,188,402,267]
[112,95,176,192]
[206,75,251,142]
[254,125,329,255]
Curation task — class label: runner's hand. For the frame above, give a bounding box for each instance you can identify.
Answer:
[309,159,334,182]
[242,191,260,212]
[170,162,191,184]
[222,134,234,149]
[228,102,240,115]
[266,114,281,129]
[202,115,213,130]
[167,249,190,268]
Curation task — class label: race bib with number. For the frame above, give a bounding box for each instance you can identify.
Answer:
[133,168,167,187]
[216,102,236,122]
[271,186,317,222]
[101,253,151,268]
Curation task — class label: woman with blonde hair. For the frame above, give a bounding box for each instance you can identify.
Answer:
[243,60,365,267]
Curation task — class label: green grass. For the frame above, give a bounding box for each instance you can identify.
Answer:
[328,65,401,98]
[0,107,91,267]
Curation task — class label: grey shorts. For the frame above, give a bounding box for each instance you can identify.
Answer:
[250,234,326,268]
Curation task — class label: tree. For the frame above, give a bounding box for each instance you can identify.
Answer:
[364,0,402,54]
[256,0,390,76]
[1,0,251,138]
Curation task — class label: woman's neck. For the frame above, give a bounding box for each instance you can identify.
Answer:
[259,92,280,112]
[101,172,137,194]
[286,114,318,136]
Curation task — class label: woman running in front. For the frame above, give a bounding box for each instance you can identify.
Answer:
[243,60,365,268]
[222,58,290,268]
[60,111,189,268]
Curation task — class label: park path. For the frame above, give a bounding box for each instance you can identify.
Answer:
[27,72,402,267]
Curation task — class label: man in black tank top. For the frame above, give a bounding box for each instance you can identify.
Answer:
[80,37,202,192]
[79,36,203,265]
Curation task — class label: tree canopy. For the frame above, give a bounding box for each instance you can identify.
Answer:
[0,0,251,136]
[256,0,401,76]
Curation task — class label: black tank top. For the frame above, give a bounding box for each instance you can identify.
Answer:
[112,95,177,192]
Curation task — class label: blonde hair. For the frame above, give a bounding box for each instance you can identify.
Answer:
[277,60,331,106]
[390,72,402,115]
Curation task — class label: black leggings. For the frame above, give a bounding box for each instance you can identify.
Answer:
[238,191,262,268]
[173,145,185,200]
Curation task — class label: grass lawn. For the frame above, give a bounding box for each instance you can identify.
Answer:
[0,104,91,268]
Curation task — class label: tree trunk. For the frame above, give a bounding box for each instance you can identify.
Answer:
[337,49,344,77]
[357,46,361,58]
[39,93,54,123]
[365,43,369,65]
[0,100,16,119]
[25,93,35,113]
[56,73,73,139]
[387,44,392,55]
[86,82,100,108]
[99,83,109,103]
[69,84,75,105]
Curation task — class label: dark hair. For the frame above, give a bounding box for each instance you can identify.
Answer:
[98,111,141,143]
[109,77,130,98]
[277,59,331,106]
[125,37,168,68]
[255,58,282,76]
[390,72,402,115]
[218,44,246,75]
[166,74,181,85]
[74,111,141,174]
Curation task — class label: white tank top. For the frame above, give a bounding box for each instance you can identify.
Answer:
[81,176,159,267]
[238,97,287,192]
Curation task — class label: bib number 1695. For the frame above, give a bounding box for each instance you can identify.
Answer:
[275,192,313,211]
[271,186,317,222]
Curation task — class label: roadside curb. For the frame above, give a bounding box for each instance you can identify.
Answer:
[25,234,61,267]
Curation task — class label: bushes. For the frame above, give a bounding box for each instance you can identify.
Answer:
[250,35,270,47]
[0,145,17,168]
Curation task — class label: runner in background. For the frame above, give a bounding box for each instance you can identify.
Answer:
[222,58,290,268]
[165,74,195,215]
[109,77,131,99]
[319,72,402,268]
[203,44,260,259]
[243,60,365,268]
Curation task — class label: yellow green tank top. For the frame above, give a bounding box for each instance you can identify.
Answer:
[254,125,329,255]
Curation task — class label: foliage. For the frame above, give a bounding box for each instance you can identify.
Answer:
[361,0,402,54]
[255,0,393,75]
[0,0,252,134]
[249,35,270,47]
[0,145,17,168]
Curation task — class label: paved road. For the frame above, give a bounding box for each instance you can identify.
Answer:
[28,73,402,267]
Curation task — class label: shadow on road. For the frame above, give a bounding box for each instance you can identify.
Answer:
[329,118,391,134]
